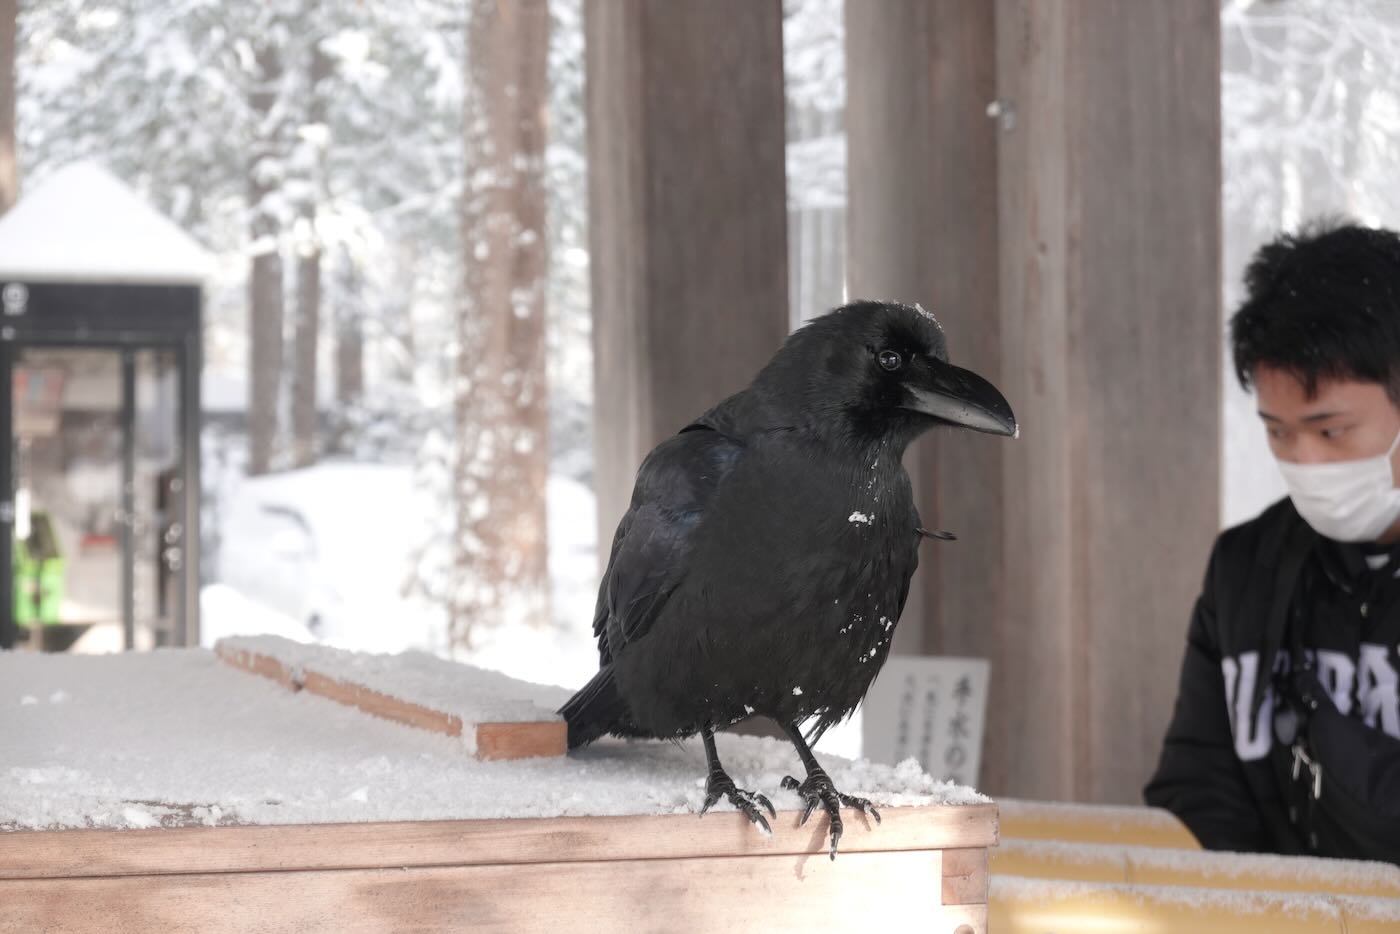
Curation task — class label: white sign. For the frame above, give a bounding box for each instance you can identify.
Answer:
[861,656,990,787]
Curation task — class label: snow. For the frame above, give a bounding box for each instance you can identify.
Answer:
[847,511,872,525]
[205,464,602,691]
[0,648,985,831]
[199,585,316,646]
[0,162,213,284]
[217,634,572,725]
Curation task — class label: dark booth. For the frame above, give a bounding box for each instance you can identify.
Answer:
[0,163,206,652]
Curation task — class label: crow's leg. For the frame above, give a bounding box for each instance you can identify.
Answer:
[698,725,776,834]
[779,722,881,859]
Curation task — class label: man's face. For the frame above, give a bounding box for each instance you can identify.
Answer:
[1255,365,1400,465]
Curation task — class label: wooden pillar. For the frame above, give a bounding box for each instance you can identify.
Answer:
[848,0,1221,803]
[585,0,789,546]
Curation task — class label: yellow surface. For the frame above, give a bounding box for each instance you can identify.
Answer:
[996,797,1200,849]
[990,875,1400,934]
[991,838,1400,899]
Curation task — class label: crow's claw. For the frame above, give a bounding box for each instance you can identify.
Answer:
[781,770,879,859]
[700,770,774,835]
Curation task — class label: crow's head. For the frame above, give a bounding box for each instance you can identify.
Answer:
[753,300,1017,447]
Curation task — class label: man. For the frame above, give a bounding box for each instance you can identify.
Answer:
[1145,220,1400,864]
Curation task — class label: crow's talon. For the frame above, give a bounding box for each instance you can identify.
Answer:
[700,770,773,835]
[839,793,881,825]
[781,770,876,858]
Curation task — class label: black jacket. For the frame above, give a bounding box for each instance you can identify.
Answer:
[1144,497,1400,864]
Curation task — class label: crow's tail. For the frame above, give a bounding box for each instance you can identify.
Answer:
[558,666,637,749]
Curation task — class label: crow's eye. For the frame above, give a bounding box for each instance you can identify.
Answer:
[877,350,903,372]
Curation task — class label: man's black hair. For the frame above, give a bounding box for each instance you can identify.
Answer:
[1230,219,1400,400]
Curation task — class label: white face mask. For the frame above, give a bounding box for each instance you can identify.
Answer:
[1277,428,1400,542]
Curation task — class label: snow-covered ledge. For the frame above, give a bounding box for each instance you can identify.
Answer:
[0,648,996,933]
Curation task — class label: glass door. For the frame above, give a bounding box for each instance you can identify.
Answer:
[9,346,184,651]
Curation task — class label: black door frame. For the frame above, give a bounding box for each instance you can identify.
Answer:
[0,333,198,651]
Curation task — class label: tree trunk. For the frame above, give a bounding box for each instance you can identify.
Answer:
[248,39,285,476]
[0,0,17,213]
[292,43,331,469]
[453,0,551,644]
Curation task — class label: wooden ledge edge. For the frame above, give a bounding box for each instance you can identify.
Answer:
[0,803,999,881]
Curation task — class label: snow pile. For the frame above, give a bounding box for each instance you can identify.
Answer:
[0,648,984,831]
[217,634,571,724]
[200,585,316,646]
[0,162,213,284]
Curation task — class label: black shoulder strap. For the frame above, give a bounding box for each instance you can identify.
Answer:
[1251,519,1315,720]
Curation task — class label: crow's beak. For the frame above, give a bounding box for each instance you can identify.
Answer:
[902,359,1018,437]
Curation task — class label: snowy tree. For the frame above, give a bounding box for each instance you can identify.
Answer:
[444,0,551,644]
[1221,0,1400,526]
[289,17,332,469]
[18,0,590,647]
[245,8,294,476]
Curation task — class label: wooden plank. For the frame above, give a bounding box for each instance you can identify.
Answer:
[996,797,1200,849]
[990,876,1394,934]
[994,839,1400,899]
[300,669,464,738]
[0,852,989,934]
[942,846,989,906]
[0,804,999,881]
[474,720,567,760]
[214,641,567,760]
[216,640,302,691]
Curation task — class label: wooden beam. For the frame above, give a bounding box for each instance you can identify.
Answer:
[214,642,567,760]
[942,846,991,906]
[847,0,1221,803]
[0,853,987,934]
[992,0,1221,802]
[585,0,789,549]
[0,804,999,880]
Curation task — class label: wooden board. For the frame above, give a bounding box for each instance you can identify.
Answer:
[992,838,1400,899]
[0,804,997,934]
[215,641,566,760]
[0,853,988,934]
[996,798,1200,849]
[990,876,1400,934]
[0,804,1000,880]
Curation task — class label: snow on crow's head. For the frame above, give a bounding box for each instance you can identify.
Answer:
[754,300,1017,446]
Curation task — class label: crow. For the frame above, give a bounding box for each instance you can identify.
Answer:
[560,300,1016,858]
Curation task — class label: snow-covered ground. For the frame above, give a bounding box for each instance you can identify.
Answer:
[0,648,982,831]
[205,462,600,674]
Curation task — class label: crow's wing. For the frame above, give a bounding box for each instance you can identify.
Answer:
[592,423,742,664]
